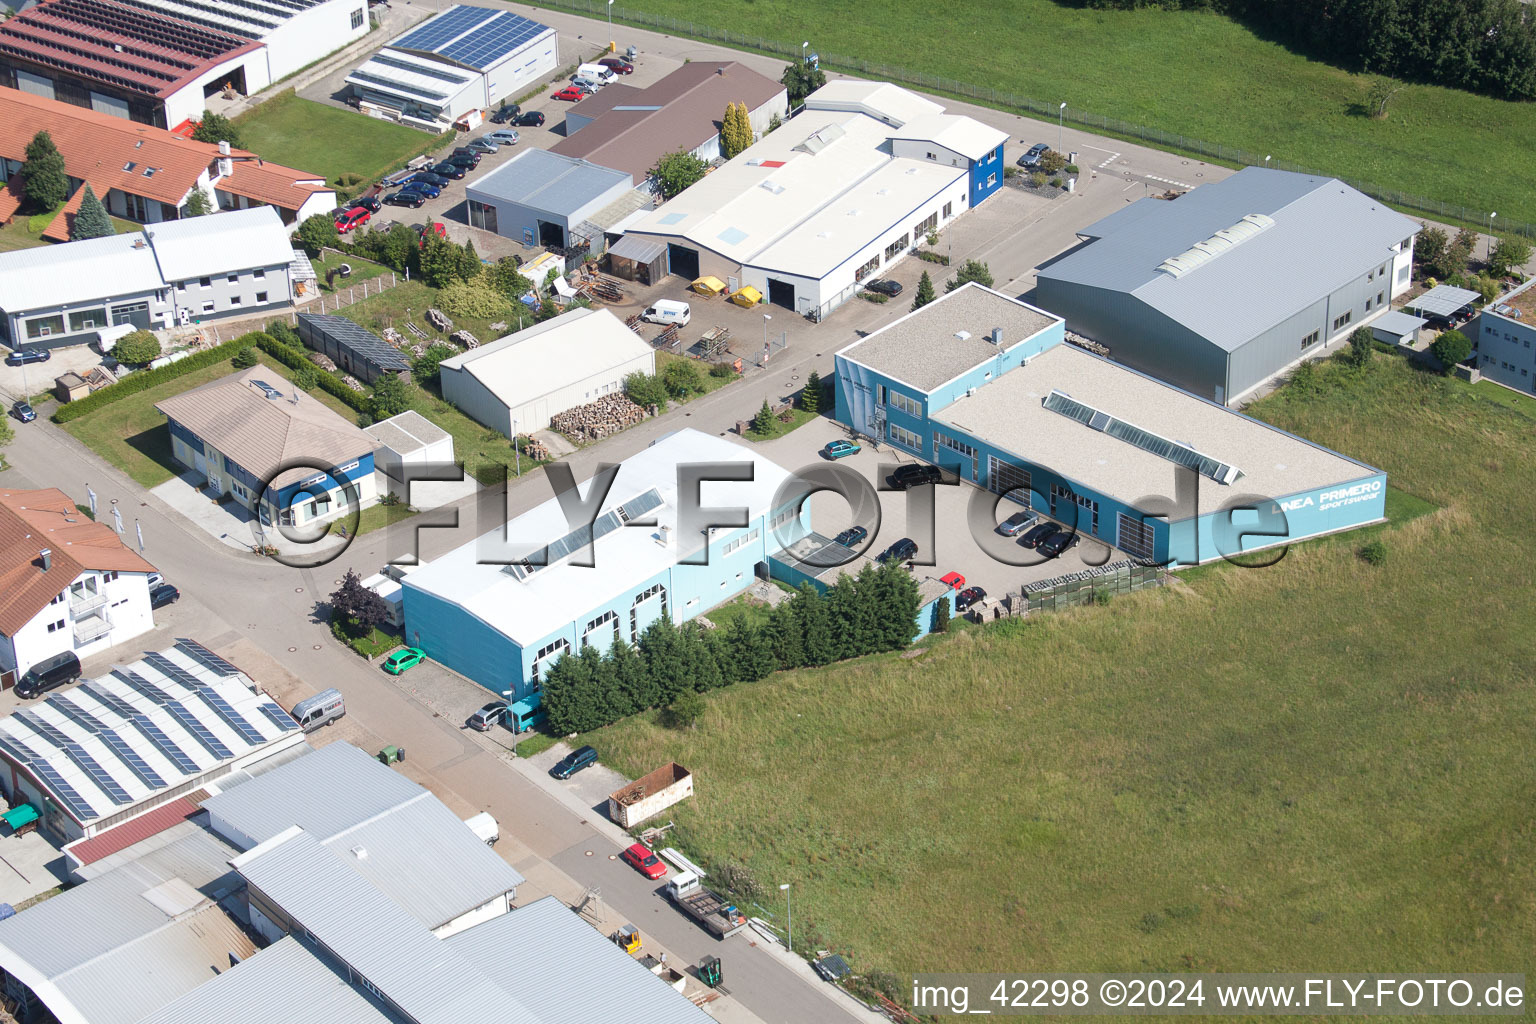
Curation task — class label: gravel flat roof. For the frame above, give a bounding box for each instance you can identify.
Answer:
[837,283,1059,392]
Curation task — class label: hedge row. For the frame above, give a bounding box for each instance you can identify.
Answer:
[52,333,268,424]
[253,334,372,413]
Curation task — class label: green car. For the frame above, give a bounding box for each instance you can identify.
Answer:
[382,647,425,675]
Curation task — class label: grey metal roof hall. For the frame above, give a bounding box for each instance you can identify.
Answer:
[468,148,632,218]
[202,742,523,931]
[1037,167,1420,352]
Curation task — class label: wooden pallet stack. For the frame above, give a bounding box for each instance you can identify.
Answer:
[549,392,648,442]
[625,313,644,333]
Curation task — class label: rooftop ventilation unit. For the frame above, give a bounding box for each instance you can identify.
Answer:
[758,181,785,195]
[990,328,1003,345]
[954,330,971,341]
[1042,389,1243,484]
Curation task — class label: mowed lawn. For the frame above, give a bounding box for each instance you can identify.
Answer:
[587,355,1536,991]
[233,92,435,189]
[64,351,356,488]
[592,0,1536,224]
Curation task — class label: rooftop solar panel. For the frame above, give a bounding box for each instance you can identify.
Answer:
[142,652,208,691]
[79,684,202,775]
[258,703,301,733]
[392,5,548,70]
[297,314,410,372]
[63,744,133,805]
[194,687,268,746]
[48,698,168,790]
[113,669,175,705]
[174,638,242,677]
[27,760,98,821]
[164,704,234,760]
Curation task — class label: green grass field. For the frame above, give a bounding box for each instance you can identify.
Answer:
[585,353,1536,1002]
[0,211,146,252]
[574,0,1536,226]
[64,351,355,488]
[233,92,438,191]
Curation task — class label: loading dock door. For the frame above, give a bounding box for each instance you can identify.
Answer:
[667,244,700,280]
[987,456,1031,506]
[767,278,796,310]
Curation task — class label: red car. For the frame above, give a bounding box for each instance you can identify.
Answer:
[419,221,446,248]
[939,571,965,590]
[620,842,667,880]
[552,86,588,101]
[334,206,371,233]
[598,56,634,74]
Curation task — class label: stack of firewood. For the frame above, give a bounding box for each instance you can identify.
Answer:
[549,392,648,442]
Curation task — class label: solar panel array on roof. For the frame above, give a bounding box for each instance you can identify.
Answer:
[174,638,241,677]
[46,696,168,790]
[80,683,202,775]
[258,704,301,733]
[392,5,549,71]
[0,733,96,821]
[12,712,134,806]
[295,314,410,374]
[500,487,665,582]
[140,653,269,746]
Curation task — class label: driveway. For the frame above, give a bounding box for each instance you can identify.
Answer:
[0,344,105,404]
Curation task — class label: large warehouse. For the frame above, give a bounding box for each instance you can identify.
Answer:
[346,5,556,130]
[834,283,1388,566]
[1033,166,1420,405]
[465,148,633,250]
[439,307,655,434]
[614,80,1007,319]
[401,429,805,697]
[0,0,369,128]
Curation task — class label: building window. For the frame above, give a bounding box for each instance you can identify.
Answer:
[199,277,212,288]
[582,610,619,648]
[933,431,975,458]
[722,527,761,556]
[125,193,149,221]
[1377,291,1384,306]
[256,292,268,303]
[887,390,922,417]
[229,296,243,308]
[854,254,880,282]
[227,273,238,284]
[68,308,107,331]
[628,584,668,642]
[531,638,571,682]
[350,6,364,28]
[943,201,952,218]
[1051,483,1099,533]
[1301,330,1320,350]
[884,233,909,260]
[770,506,797,530]
[1365,298,1372,312]
[1117,513,1156,563]
[985,173,996,187]
[887,422,922,452]
[468,200,499,233]
[1332,311,1352,331]
[202,302,215,313]
[47,620,65,633]
[913,211,937,238]
[25,314,66,339]
[253,268,265,279]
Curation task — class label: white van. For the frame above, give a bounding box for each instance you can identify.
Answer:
[577,62,616,84]
[463,811,499,846]
[290,688,345,732]
[642,299,691,326]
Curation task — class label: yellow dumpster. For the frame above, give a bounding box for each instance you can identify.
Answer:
[691,276,727,296]
[729,285,763,308]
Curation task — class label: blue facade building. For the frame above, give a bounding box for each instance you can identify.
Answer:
[401,430,807,698]
[834,284,1388,567]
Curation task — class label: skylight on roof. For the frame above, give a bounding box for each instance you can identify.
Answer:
[1156,213,1274,279]
[1042,389,1243,484]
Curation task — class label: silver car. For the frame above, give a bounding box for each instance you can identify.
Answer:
[997,508,1040,536]
[486,129,520,145]
[469,137,500,152]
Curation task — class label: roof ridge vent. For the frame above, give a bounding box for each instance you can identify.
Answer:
[1156,212,1275,279]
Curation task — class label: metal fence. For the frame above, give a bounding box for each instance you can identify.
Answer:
[524,0,1533,241]
[1018,560,1167,614]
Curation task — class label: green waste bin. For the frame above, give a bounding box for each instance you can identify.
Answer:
[378,745,406,765]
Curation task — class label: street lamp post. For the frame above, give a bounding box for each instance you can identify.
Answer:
[801,41,808,65]
[607,0,613,38]
[1264,154,1271,168]
[779,883,793,956]
[1058,101,1066,154]
[513,417,520,477]
[1489,212,1497,261]
[763,312,771,352]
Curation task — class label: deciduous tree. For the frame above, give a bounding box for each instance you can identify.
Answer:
[624,371,669,411]
[329,569,391,632]
[652,150,708,199]
[115,329,161,364]
[1489,235,1532,277]
[370,373,411,417]
[668,689,706,730]
[191,110,243,149]
[1430,328,1471,371]
[780,61,826,105]
[295,213,339,257]
[1347,326,1375,367]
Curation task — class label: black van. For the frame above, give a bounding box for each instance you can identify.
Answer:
[15,651,81,699]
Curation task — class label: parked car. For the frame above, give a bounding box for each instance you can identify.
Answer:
[430,162,467,179]
[5,347,51,366]
[598,56,634,74]
[821,439,861,460]
[511,110,546,127]
[10,400,36,423]
[621,842,668,879]
[400,180,441,199]
[1038,530,1081,558]
[486,129,521,144]
[468,137,499,153]
[939,571,965,590]
[878,537,917,563]
[998,509,1040,536]
[552,86,588,102]
[889,463,943,489]
[382,646,425,674]
[833,525,868,548]
[468,701,509,731]
[14,651,81,700]
[348,195,381,213]
[1019,522,1061,549]
[334,206,371,232]
[419,222,447,248]
[410,171,450,188]
[148,583,180,609]
[866,278,903,297]
[955,586,987,612]
[1018,142,1050,168]
[550,745,599,779]
[489,103,521,123]
[450,147,482,166]
[384,190,426,208]
[147,572,163,588]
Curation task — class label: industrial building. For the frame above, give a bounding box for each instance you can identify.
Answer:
[0,206,302,354]
[465,148,634,250]
[0,639,305,842]
[295,312,410,384]
[613,80,1007,319]
[553,60,787,183]
[401,428,805,697]
[0,740,710,1024]
[438,307,655,435]
[365,410,456,498]
[346,5,557,130]
[156,367,378,528]
[0,488,159,687]
[1473,278,1536,393]
[0,88,335,238]
[0,0,369,129]
[1032,166,1420,405]
[834,283,1388,566]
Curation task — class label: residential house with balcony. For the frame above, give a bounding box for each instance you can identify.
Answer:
[0,487,159,687]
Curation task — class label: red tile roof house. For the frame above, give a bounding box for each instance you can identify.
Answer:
[0,86,335,240]
[0,487,159,687]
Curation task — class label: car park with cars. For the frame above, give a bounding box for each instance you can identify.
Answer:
[384,191,425,208]
[348,195,381,213]
[5,347,50,366]
[553,86,588,101]
[1019,522,1061,549]
[621,842,668,879]
[997,509,1040,536]
[410,171,450,188]
[10,400,36,423]
[490,104,520,123]
[865,278,903,297]
[889,463,943,489]
[430,162,467,179]
[940,571,965,590]
[334,206,370,232]
[1038,530,1081,558]
[450,147,482,166]
[468,137,499,152]
[878,537,917,563]
[550,745,599,779]
[833,525,868,547]
[382,646,425,674]
[822,439,861,460]
[511,110,545,127]
[401,180,441,199]
[598,56,634,74]
[486,129,520,144]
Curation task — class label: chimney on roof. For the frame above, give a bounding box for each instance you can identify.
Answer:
[132,238,146,249]
[39,548,51,573]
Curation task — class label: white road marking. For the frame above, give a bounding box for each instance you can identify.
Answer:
[1094,151,1122,169]
[1144,173,1195,189]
